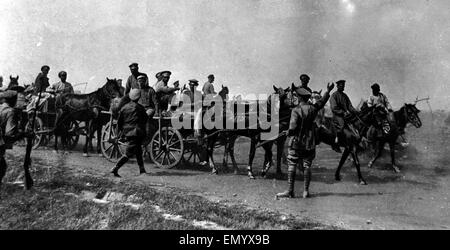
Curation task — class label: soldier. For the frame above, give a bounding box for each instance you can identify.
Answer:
[154,71,180,113]
[202,74,217,96]
[125,63,148,96]
[34,65,50,94]
[276,82,335,199]
[329,80,358,146]
[111,89,148,178]
[299,74,312,94]
[136,75,158,145]
[187,79,203,105]
[0,91,30,191]
[50,71,74,96]
[0,76,4,91]
[366,83,393,142]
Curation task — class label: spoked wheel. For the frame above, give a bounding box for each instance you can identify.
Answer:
[22,117,44,150]
[150,127,184,169]
[182,136,206,167]
[101,121,126,163]
[65,120,80,150]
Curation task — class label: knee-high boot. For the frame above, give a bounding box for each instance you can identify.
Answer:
[276,168,296,199]
[303,168,312,198]
[111,156,129,178]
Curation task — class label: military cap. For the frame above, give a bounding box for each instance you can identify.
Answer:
[0,90,18,99]
[129,88,141,101]
[300,74,310,81]
[41,65,50,71]
[155,72,162,79]
[188,79,199,86]
[208,74,215,79]
[129,63,139,68]
[137,75,147,80]
[336,80,346,85]
[161,71,172,77]
[371,83,380,90]
[295,87,312,97]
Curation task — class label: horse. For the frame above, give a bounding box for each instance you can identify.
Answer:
[302,88,383,185]
[204,85,297,179]
[200,85,241,174]
[7,75,19,90]
[367,103,422,173]
[54,78,122,156]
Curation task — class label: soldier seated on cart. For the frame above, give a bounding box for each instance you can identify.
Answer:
[114,75,158,145]
[48,71,74,96]
[111,89,148,178]
[154,71,180,115]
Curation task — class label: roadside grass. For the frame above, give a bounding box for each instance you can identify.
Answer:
[0,153,339,230]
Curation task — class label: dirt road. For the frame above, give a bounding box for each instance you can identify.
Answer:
[16,115,450,230]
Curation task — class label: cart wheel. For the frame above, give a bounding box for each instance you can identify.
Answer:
[182,136,206,167]
[66,120,80,150]
[150,127,184,169]
[23,117,44,150]
[101,121,126,163]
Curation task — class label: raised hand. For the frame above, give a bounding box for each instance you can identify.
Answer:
[327,82,335,92]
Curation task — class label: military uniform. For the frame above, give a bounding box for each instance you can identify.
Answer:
[367,85,393,142]
[125,73,149,96]
[277,85,332,199]
[111,89,148,177]
[0,91,26,190]
[154,71,179,112]
[50,81,74,95]
[34,72,49,94]
[329,82,357,135]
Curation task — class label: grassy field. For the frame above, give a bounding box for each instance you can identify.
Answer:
[0,153,338,230]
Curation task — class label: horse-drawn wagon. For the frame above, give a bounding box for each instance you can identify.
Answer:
[16,90,80,150]
[100,107,206,169]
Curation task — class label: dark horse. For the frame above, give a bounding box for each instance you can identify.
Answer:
[304,88,385,185]
[204,85,297,179]
[54,78,122,155]
[367,103,422,173]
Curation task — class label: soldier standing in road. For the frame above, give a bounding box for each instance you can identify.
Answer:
[111,89,148,178]
[0,91,29,192]
[276,82,334,199]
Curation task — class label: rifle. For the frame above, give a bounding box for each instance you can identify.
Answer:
[23,88,44,190]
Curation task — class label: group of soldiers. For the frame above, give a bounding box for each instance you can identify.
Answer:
[277,75,393,199]
[111,63,221,177]
[0,63,394,199]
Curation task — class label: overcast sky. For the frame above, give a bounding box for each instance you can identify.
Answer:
[0,0,449,109]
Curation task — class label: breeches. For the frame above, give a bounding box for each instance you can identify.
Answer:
[0,148,7,183]
[125,137,143,159]
[333,116,345,132]
[287,147,315,171]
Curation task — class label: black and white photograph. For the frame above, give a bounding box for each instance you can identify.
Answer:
[0,0,449,237]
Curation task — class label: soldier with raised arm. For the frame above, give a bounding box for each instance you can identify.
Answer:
[276,82,335,199]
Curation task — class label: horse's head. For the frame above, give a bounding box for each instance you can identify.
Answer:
[218,85,229,102]
[104,78,123,98]
[403,103,422,128]
[9,75,19,86]
[311,89,323,105]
